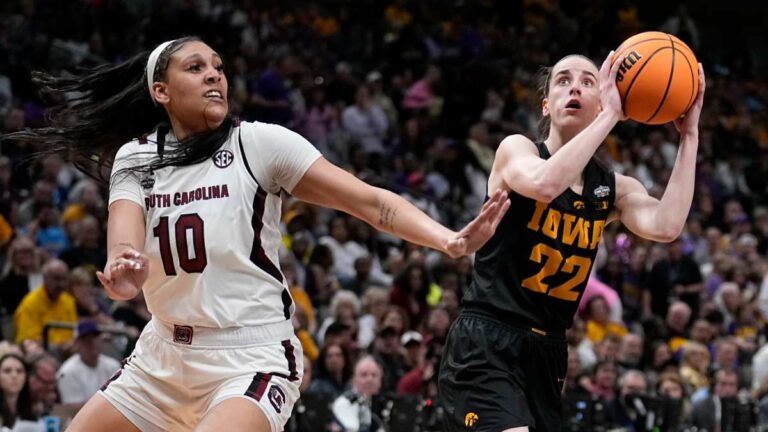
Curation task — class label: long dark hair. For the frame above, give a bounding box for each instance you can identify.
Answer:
[0,353,36,426]
[535,54,597,141]
[1,36,234,182]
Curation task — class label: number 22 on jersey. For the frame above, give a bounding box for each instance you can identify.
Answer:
[521,243,591,301]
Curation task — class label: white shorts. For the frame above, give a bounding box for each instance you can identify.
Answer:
[100,318,303,432]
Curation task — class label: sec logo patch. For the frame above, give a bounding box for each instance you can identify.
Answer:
[213,150,234,168]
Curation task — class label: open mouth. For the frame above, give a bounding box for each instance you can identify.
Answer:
[204,90,224,101]
[565,99,581,110]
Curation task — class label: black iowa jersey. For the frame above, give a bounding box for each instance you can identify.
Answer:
[464,142,615,333]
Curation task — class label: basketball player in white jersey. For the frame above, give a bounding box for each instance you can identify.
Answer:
[3,38,509,432]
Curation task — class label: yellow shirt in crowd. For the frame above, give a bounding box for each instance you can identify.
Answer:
[13,286,78,345]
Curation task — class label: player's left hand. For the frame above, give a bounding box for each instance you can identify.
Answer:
[444,190,510,258]
[674,63,706,138]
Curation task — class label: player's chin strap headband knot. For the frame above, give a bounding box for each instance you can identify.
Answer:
[146,40,176,106]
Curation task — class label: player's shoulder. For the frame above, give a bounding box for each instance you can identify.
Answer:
[238,120,299,139]
[496,134,539,161]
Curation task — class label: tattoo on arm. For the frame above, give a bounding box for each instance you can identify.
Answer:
[378,204,397,230]
[115,242,136,250]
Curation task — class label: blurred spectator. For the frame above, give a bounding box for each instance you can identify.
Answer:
[297,85,338,159]
[249,55,300,127]
[389,263,430,330]
[566,318,597,373]
[13,259,76,346]
[306,342,352,401]
[370,325,406,393]
[656,371,691,426]
[606,369,648,431]
[331,355,383,432]
[318,215,367,284]
[679,342,711,394]
[0,353,36,429]
[690,369,739,431]
[584,295,627,344]
[401,65,441,116]
[56,320,120,409]
[583,360,619,402]
[0,236,43,323]
[647,238,703,319]
[357,287,389,350]
[27,354,59,417]
[305,244,340,307]
[666,301,692,356]
[15,181,57,231]
[61,179,106,235]
[618,333,643,371]
[22,203,69,259]
[317,290,361,347]
[58,215,105,275]
[341,84,389,165]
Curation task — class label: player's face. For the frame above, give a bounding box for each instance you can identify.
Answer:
[543,56,600,133]
[160,41,229,134]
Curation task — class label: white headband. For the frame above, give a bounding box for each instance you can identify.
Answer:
[146,40,175,105]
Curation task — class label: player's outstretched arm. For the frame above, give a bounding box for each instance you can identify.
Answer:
[292,157,510,258]
[96,199,149,300]
[610,65,706,242]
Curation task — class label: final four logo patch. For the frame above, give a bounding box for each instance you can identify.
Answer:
[593,185,610,198]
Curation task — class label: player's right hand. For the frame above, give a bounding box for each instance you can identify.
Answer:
[599,50,628,121]
[96,249,149,300]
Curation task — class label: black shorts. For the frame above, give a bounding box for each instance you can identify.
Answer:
[438,309,568,432]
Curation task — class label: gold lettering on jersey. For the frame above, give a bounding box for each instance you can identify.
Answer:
[562,214,589,249]
[526,201,547,231]
[541,208,562,239]
[145,184,230,208]
[590,220,605,250]
[526,202,604,251]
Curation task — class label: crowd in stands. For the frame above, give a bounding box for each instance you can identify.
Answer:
[1,0,768,430]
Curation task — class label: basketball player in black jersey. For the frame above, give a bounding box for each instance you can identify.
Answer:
[438,53,705,431]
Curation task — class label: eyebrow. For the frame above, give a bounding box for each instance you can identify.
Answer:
[553,69,597,80]
[181,53,222,63]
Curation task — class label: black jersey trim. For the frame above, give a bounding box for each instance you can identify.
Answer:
[281,339,300,381]
[250,187,286,287]
[238,127,258,184]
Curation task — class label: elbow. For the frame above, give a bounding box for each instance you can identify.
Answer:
[657,225,684,243]
[533,179,559,203]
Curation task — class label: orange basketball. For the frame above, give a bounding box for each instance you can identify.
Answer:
[612,31,698,125]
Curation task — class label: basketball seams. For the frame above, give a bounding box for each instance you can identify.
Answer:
[616,32,698,125]
[645,35,677,123]
[621,46,673,115]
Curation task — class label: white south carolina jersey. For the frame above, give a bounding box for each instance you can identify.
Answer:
[109,121,321,328]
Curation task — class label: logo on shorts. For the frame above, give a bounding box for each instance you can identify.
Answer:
[268,384,286,413]
[173,325,193,345]
[212,150,234,168]
[464,412,478,428]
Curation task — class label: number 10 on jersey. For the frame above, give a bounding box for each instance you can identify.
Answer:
[153,214,208,275]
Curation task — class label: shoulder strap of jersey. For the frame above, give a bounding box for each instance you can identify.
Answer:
[584,157,616,210]
[534,141,551,159]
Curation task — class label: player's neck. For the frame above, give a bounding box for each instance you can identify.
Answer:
[544,126,579,154]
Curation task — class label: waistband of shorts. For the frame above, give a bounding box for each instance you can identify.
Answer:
[460,307,566,341]
[149,318,295,346]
